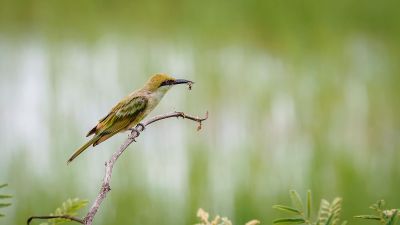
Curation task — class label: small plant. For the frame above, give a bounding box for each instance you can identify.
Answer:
[196,208,260,225]
[273,190,347,225]
[0,183,12,218]
[29,198,88,225]
[355,200,399,225]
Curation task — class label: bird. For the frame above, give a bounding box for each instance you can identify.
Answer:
[67,73,193,163]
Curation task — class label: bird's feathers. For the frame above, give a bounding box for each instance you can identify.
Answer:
[87,96,148,136]
[68,96,148,163]
[67,135,101,164]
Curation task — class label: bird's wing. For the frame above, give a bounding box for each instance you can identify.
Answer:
[90,96,148,137]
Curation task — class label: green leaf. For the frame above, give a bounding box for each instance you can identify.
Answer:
[317,198,343,225]
[371,200,385,212]
[354,215,381,220]
[0,183,12,219]
[340,221,348,225]
[273,205,302,215]
[317,199,329,224]
[0,203,11,208]
[0,195,12,199]
[289,190,304,213]
[45,198,88,224]
[324,214,334,225]
[306,190,311,220]
[273,218,306,224]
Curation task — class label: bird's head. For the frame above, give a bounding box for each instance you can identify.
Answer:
[144,73,193,93]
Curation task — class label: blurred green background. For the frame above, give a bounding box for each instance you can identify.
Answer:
[0,0,399,224]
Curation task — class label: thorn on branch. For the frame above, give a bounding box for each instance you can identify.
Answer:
[197,121,203,131]
[103,183,111,192]
[187,81,193,90]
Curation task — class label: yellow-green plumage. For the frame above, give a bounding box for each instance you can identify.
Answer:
[67,73,192,163]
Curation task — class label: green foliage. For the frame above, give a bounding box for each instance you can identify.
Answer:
[273,190,346,225]
[355,200,400,225]
[196,193,400,225]
[316,198,344,225]
[39,198,88,225]
[0,183,12,218]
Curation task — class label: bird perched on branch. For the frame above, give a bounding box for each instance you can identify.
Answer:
[67,73,193,163]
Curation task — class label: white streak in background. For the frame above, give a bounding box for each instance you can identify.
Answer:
[270,93,296,139]
[153,43,195,79]
[246,52,277,92]
[141,121,188,191]
[62,39,123,189]
[207,48,257,215]
[327,38,380,169]
[216,107,246,153]
[92,39,121,98]
[116,41,146,85]
[342,38,376,157]
[219,46,245,82]
[0,39,14,166]
[57,39,121,125]
[211,49,311,212]
[264,93,310,189]
[0,40,50,175]
[57,42,93,122]
[138,119,188,224]
[347,37,388,81]
[345,80,369,145]
[344,80,369,160]
[207,104,248,215]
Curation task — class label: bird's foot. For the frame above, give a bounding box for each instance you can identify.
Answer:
[136,123,145,131]
[128,124,145,141]
[128,128,141,141]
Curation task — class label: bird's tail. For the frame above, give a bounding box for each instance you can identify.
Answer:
[67,135,101,164]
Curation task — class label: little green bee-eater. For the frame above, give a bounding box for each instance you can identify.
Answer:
[67,73,193,163]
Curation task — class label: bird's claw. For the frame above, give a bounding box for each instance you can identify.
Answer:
[136,123,145,131]
[128,123,146,141]
[128,133,138,142]
[128,127,141,139]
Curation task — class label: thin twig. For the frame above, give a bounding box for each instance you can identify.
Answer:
[83,111,208,225]
[27,215,84,224]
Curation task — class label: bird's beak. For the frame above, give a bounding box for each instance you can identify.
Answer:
[173,79,193,85]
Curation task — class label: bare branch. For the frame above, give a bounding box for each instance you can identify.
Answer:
[27,215,84,224]
[83,111,208,225]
